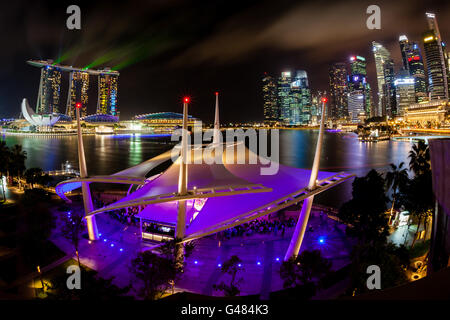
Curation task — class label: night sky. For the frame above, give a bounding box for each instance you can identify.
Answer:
[0,0,449,123]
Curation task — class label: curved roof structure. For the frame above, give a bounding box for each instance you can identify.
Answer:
[57,141,354,241]
[55,148,179,202]
[21,98,60,126]
[134,112,196,120]
[81,114,119,123]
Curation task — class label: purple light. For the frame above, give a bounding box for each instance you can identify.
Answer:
[238,263,242,267]
[103,239,107,242]
[120,248,124,252]
[110,243,114,247]
[275,257,280,262]
[194,260,198,264]
[257,261,261,266]
[99,233,102,237]
[318,236,326,244]
[217,263,222,267]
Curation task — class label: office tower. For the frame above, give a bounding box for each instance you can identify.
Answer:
[66,71,90,118]
[290,70,311,125]
[97,73,119,116]
[277,70,311,125]
[399,35,411,71]
[311,90,326,118]
[383,59,397,116]
[262,73,279,124]
[423,13,448,100]
[277,71,292,124]
[348,55,371,118]
[36,64,62,114]
[407,42,428,102]
[347,90,365,123]
[394,70,416,116]
[373,42,395,117]
[328,62,348,119]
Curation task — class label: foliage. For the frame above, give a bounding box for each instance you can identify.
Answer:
[8,144,27,182]
[61,209,85,267]
[280,250,331,290]
[349,241,408,295]
[130,250,178,300]
[338,169,389,244]
[46,265,131,300]
[385,162,409,211]
[408,140,430,176]
[16,189,56,267]
[213,255,244,297]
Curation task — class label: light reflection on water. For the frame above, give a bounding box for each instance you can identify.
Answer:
[2,130,413,207]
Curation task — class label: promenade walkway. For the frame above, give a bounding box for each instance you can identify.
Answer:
[50,207,354,298]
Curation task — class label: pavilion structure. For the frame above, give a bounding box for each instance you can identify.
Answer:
[56,93,355,259]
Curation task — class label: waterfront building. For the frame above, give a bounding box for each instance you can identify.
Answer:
[290,70,312,125]
[348,55,371,117]
[347,90,365,123]
[383,59,397,117]
[394,71,416,116]
[328,62,348,119]
[311,90,325,121]
[277,70,311,125]
[405,100,449,125]
[373,42,395,117]
[399,35,411,71]
[277,71,292,124]
[134,112,198,132]
[97,70,119,117]
[423,13,448,100]
[35,61,62,114]
[262,73,279,125]
[406,41,428,102]
[66,71,90,119]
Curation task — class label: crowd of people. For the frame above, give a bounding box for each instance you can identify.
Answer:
[216,216,296,240]
[94,198,140,226]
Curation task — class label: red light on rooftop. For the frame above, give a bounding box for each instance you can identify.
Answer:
[183,96,190,103]
[321,97,328,103]
[75,102,82,109]
[215,91,219,96]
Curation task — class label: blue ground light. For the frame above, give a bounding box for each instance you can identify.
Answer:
[318,236,326,244]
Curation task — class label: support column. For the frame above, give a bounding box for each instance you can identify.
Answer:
[284,97,327,261]
[176,97,189,240]
[76,104,99,241]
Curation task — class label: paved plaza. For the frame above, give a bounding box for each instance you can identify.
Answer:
[50,206,354,298]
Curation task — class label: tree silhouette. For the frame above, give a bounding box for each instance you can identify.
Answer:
[280,249,331,289]
[213,255,244,297]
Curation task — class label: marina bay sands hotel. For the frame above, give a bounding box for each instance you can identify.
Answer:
[27,59,119,119]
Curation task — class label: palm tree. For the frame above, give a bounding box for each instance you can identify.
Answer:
[0,141,10,201]
[385,162,409,225]
[9,144,27,190]
[408,140,430,176]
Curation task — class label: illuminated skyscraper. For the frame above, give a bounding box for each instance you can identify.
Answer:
[407,42,427,102]
[328,62,348,119]
[36,64,62,114]
[348,55,371,117]
[290,70,311,125]
[347,90,365,123]
[373,42,395,117]
[383,59,397,116]
[66,71,90,118]
[277,70,311,125]
[399,35,411,71]
[395,71,416,116]
[97,71,119,116]
[262,73,279,124]
[423,12,448,100]
[277,71,292,124]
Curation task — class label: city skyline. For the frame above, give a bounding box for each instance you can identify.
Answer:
[0,1,449,123]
